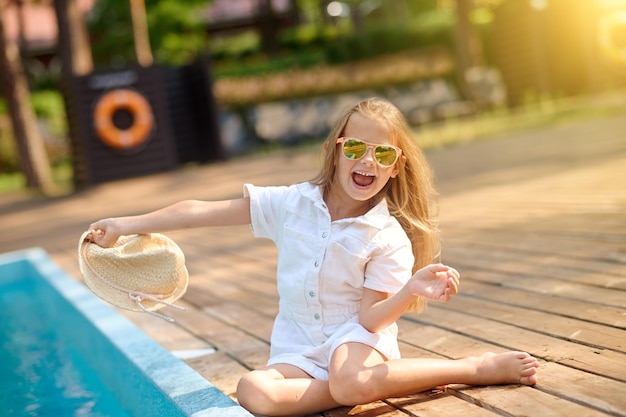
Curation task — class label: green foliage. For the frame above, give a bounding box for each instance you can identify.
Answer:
[314,8,454,65]
[88,0,209,68]
[209,31,262,61]
[85,0,454,77]
[0,91,68,175]
[146,0,210,65]
[405,0,441,15]
[211,6,455,79]
[214,49,325,78]
[88,0,135,68]
[30,91,67,137]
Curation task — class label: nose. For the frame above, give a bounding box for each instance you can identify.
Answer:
[360,145,377,165]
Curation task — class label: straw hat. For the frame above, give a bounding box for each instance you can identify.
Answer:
[78,231,188,321]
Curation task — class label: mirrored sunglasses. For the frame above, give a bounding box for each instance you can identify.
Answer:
[336,137,401,167]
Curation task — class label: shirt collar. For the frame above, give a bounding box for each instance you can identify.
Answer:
[299,182,392,229]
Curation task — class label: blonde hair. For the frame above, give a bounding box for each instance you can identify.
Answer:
[311,97,440,313]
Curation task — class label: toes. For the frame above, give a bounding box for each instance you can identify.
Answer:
[519,374,538,386]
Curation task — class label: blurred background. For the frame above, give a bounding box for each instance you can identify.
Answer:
[1,0,625,195]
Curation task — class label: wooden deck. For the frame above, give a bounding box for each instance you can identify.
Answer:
[1,114,625,416]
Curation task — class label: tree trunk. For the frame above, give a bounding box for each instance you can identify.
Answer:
[0,5,57,195]
[258,0,279,56]
[129,0,153,66]
[453,0,484,100]
[53,0,94,189]
[53,0,93,76]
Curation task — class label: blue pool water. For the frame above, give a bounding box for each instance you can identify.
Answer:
[0,248,251,417]
[1,270,130,416]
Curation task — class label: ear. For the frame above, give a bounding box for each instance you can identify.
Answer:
[390,155,405,178]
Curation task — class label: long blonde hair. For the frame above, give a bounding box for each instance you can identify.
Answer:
[311,97,440,313]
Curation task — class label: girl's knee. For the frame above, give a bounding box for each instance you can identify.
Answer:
[329,344,386,405]
[329,368,377,406]
[236,371,280,415]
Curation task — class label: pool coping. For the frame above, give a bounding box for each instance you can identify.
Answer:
[0,248,252,417]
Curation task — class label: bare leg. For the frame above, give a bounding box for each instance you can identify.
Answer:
[236,364,341,416]
[329,343,539,406]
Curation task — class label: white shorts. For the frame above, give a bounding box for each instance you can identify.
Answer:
[266,313,401,380]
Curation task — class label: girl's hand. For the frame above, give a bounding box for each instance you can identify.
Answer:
[85,218,123,248]
[407,264,460,302]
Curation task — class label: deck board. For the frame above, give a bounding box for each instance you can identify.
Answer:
[455,279,626,329]
[1,114,625,416]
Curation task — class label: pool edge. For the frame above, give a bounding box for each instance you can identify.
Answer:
[0,248,253,417]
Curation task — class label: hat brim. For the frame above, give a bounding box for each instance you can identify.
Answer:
[78,231,189,312]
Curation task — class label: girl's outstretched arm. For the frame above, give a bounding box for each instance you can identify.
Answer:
[87,197,251,247]
[359,264,460,333]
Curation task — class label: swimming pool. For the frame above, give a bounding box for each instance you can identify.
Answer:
[0,248,252,417]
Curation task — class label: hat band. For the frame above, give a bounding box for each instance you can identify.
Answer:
[80,241,186,322]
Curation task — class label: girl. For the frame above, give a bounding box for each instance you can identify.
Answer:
[86,98,539,416]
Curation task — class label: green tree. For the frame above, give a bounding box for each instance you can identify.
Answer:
[0,0,57,195]
[453,0,485,100]
[88,0,210,68]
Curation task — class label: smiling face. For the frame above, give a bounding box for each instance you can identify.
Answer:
[325,113,401,219]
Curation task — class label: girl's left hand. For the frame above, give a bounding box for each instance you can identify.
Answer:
[407,264,460,302]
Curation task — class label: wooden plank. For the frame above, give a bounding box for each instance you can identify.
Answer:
[184,275,279,320]
[387,391,501,416]
[444,266,626,308]
[202,302,275,343]
[168,300,271,371]
[439,294,626,353]
[535,361,626,416]
[444,230,626,264]
[403,307,626,382]
[449,384,615,417]
[118,308,213,351]
[184,351,249,399]
[457,279,626,329]
[397,323,626,416]
[325,401,407,417]
[445,238,626,274]
[443,246,626,289]
[398,341,449,359]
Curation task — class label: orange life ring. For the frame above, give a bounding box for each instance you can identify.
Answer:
[93,88,154,150]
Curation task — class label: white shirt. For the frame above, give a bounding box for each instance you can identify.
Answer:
[244,182,414,379]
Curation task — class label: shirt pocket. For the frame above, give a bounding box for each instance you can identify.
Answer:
[281,212,318,244]
[320,241,369,296]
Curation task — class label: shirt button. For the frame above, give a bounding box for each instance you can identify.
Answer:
[314,260,320,267]
[322,232,328,238]
[314,313,320,320]
[309,291,316,297]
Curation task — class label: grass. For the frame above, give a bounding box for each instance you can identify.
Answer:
[0,173,25,193]
[0,161,73,197]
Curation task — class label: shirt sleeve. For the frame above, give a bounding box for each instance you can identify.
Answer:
[363,224,414,295]
[243,183,289,242]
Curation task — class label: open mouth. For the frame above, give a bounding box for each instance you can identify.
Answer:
[352,171,376,188]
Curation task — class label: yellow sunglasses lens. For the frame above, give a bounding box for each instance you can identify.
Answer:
[343,139,367,159]
[342,139,397,166]
[375,146,397,166]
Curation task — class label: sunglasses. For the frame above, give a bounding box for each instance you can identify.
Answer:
[336,137,402,167]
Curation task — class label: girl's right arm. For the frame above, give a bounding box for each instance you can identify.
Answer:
[88,197,251,247]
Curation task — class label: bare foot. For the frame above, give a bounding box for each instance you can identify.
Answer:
[468,351,539,386]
